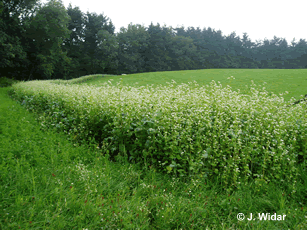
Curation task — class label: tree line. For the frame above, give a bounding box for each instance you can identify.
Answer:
[1,0,307,81]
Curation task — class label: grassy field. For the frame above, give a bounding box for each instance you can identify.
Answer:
[1,69,307,229]
[77,69,307,103]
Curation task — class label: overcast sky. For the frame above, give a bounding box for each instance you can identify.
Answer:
[41,0,307,46]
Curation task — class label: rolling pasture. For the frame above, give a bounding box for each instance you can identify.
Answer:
[1,69,306,229]
[78,69,307,103]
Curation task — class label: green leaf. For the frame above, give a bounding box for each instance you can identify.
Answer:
[162,161,168,166]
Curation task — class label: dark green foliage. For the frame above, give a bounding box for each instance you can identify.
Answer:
[0,77,19,87]
[1,0,307,81]
[23,0,72,80]
[142,23,174,72]
[0,0,39,81]
[61,3,118,77]
[116,23,150,74]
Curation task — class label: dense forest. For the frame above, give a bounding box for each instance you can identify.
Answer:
[1,0,307,81]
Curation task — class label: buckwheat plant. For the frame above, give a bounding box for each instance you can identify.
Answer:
[9,76,306,194]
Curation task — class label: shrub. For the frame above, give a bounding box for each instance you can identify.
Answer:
[0,77,19,87]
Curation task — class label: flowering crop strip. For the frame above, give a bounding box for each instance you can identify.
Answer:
[9,78,307,191]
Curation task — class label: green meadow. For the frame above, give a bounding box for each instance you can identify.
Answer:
[1,69,307,229]
[78,69,307,103]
